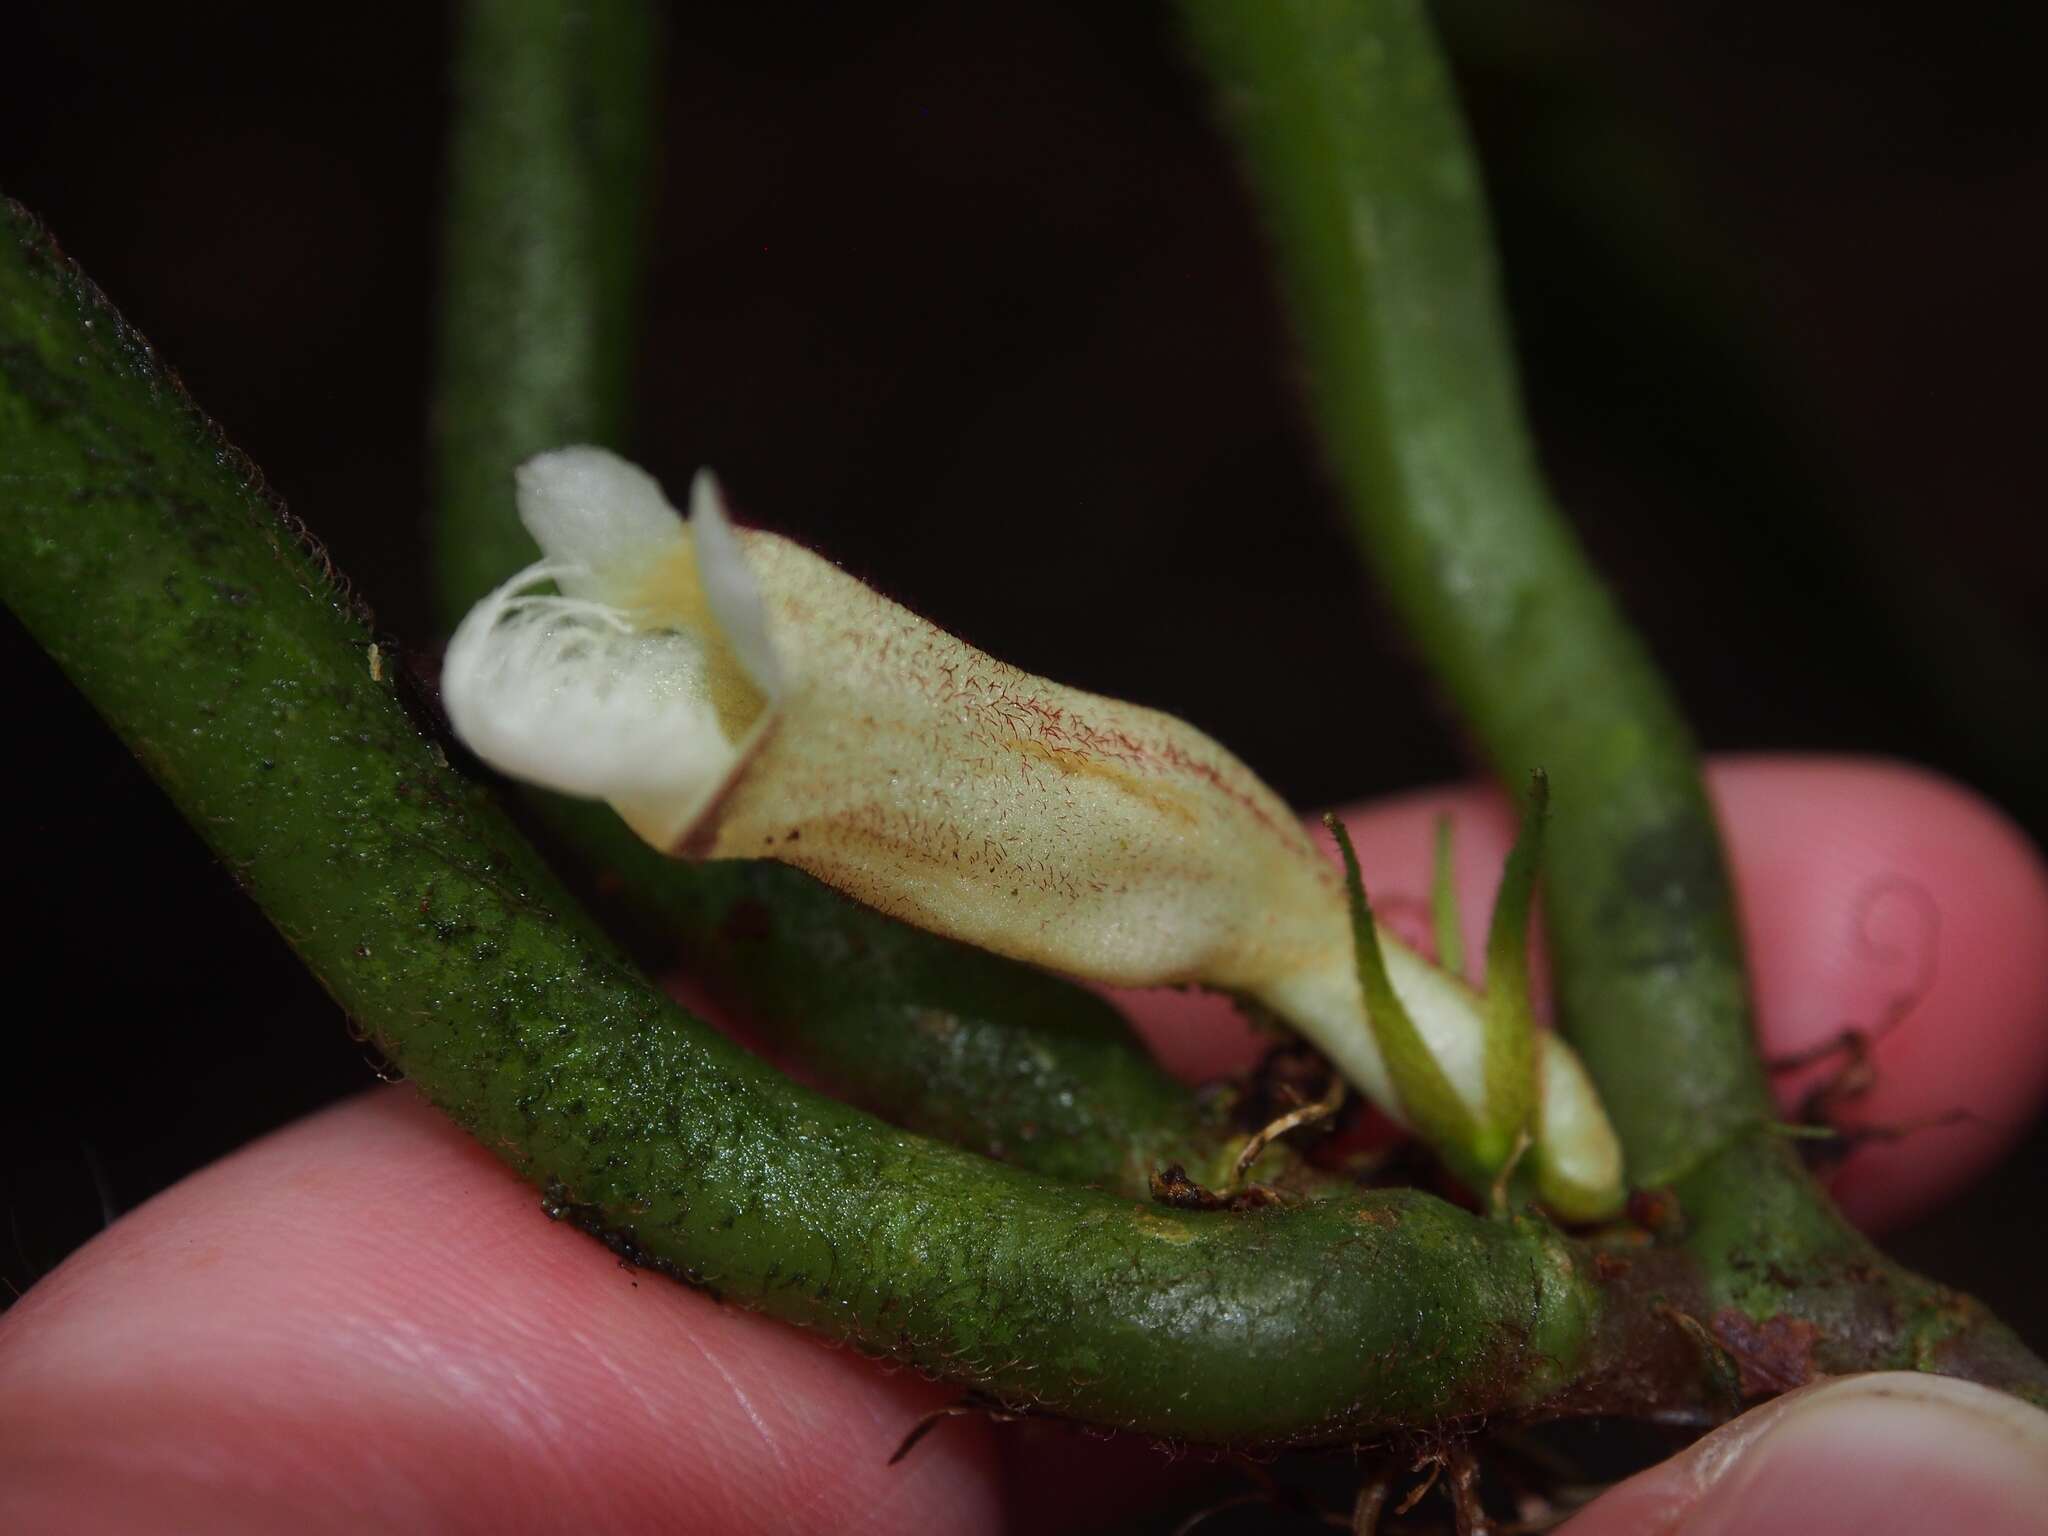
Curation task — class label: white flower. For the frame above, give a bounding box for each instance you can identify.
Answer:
[443,447,1622,1217]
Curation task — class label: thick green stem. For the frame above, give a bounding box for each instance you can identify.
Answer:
[1177,0,2045,1405]
[433,0,662,614]
[3,200,1669,1443]
[574,828,1307,1197]
[1179,0,1763,1185]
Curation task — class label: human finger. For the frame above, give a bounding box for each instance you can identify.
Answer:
[1558,1372,2048,1536]
[0,1090,1002,1536]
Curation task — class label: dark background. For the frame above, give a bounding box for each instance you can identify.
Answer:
[5,0,2044,1384]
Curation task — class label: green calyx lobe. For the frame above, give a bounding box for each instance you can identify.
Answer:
[1431,812,1467,981]
[1328,812,1482,1180]
[1329,780,1554,1201]
[1478,773,1546,1171]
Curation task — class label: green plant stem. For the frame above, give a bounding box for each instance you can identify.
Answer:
[569,825,1319,1197]
[433,0,662,614]
[5,199,1706,1443]
[1179,0,1763,1185]
[1177,0,2046,1404]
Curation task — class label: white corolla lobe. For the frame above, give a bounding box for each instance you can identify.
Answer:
[442,447,1622,1217]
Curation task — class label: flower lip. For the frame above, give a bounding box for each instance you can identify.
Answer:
[441,448,783,842]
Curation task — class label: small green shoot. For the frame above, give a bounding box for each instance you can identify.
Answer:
[1431,813,1466,981]
[1325,813,1480,1173]
[1477,772,1548,1170]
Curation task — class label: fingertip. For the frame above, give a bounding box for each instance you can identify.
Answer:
[1709,757,2048,1230]
[1563,1373,2048,1536]
[1107,984,1275,1082]
[0,1090,1004,1536]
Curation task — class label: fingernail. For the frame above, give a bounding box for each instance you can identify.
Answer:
[1679,1373,2048,1536]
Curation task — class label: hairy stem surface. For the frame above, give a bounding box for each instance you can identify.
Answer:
[433,0,662,614]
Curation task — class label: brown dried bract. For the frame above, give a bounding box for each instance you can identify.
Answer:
[1710,1308,1820,1398]
[1148,1163,1284,1212]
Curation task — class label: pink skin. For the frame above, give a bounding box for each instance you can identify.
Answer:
[4,756,2047,1534]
